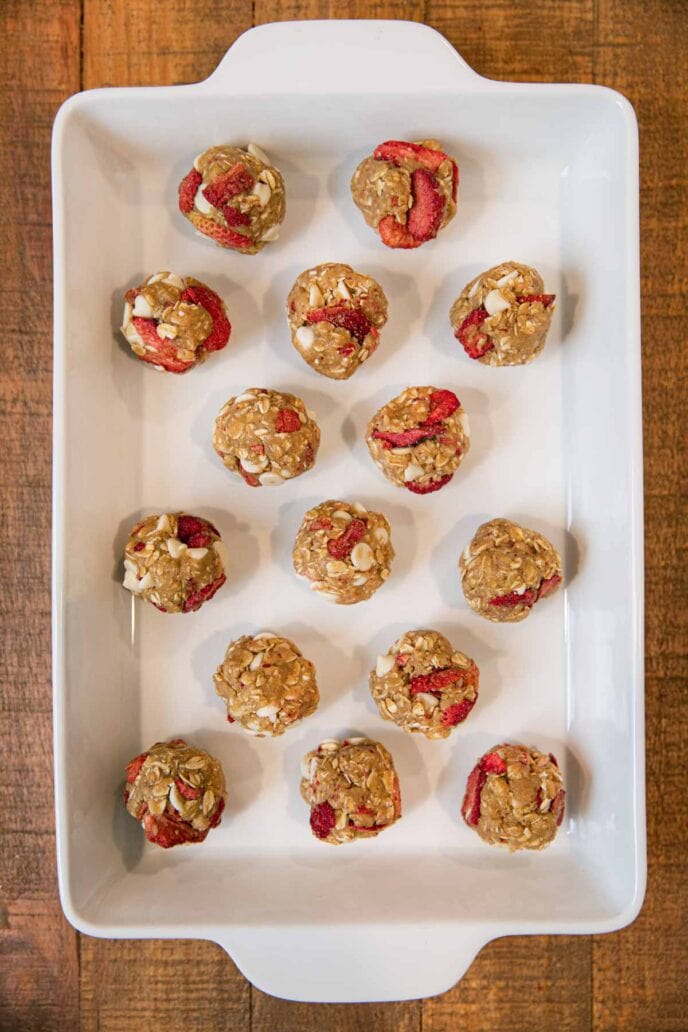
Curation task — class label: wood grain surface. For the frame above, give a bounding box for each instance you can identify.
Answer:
[1,0,686,1028]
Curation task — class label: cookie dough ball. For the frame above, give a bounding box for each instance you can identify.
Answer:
[300,737,402,844]
[286,263,388,380]
[351,139,458,249]
[451,261,556,365]
[461,743,565,850]
[366,387,470,495]
[213,388,320,488]
[123,738,226,849]
[214,632,319,736]
[292,500,394,605]
[370,630,479,739]
[460,518,562,623]
[121,271,230,373]
[123,513,227,613]
[178,143,285,253]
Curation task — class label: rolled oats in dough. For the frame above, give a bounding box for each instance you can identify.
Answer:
[365,386,470,495]
[178,143,285,253]
[123,513,227,613]
[370,629,479,739]
[214,632,319,737]
[286,262,388,380]
[213,388,320,488]
[450,261,556,365]
[300,737,402,844]
[459,517,562,623]
[292,499,394,605]
[461,743,565,851]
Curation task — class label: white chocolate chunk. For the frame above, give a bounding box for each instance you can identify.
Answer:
[350,542,374,571]
[259,472,284,486]
[376,653,395,677]
[352,502,367,515]
[132,293,154,318]
[164,272,185,290]
[260,224,280,242]
[496,269,519,288]
[336,279,352,300]
[403,462,425,483]
[415,692,439,710]
[240,457,268,474]
[256,704,279,718]
[295,326,315,349]
[194,183,213,214]
[166,537,187,560]
[247,142,271,164]
[484,289,511,316]
[254,631,277,640]
[156,514,170,533]
[309,283,324,307]
[332,509,352,522]
[187,547,208,561]
[251,182,271,207]
[374,526,389,545]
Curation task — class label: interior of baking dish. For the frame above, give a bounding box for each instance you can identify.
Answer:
[52,22,643,1002]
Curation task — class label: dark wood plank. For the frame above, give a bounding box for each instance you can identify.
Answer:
[0,1,81,1029]
[252,992,421,1032]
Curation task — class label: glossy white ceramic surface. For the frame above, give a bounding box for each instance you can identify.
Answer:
[52,20,644,1003]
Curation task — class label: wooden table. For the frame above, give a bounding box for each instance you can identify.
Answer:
[1,1,686,1028]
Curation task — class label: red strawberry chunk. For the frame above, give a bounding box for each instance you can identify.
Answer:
[178,168,202,214]
[190,214,254,250]
[310,801,336,840]
[515,293,556,308]
[275,408,302,433]
[423,389,460,425]
[131,317,195,374]
[405,473,453,494]
[125,752,147,784]
[238,465,260,487]
[482,751,507,775]
[202,162,254,207]
[440,697,476,727]
[371,424,444,449]
[407,169,444,243]
[409,667,465,697]
[461,763,486,826]
[308,516,333,532]
[221,205,251,227]
[182,573,226,613]
[326,518,367,561]
[538,573,562,599]
[177,515,218,544]
[455,306,494,360]
[489,588,538,608]
[175,777,202,800]
[552,789,566,826]
[373,140,448,172]
[208,796,225,829]
[142,808,208,848]
[378,215,420,249]
[179,284,231,353]
[306,305,372,344]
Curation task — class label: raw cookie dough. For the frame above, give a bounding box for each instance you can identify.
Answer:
[460,517,562,623]
[292,499,394,604]
[450,261,556,365]
[123,513,227,613]
[351,139,459,249]
[178,143,285,253]
[121,271,230,373]
[300,737,402,844]
[461,743,565,850]
[214,632,319,736]
[366,387,470,494]
[123,738,227,848]
[286,262,388,380]
[370,629,479,738]
[213,388,320,487]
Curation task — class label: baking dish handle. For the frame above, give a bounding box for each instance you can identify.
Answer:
[201,20,483,96]
[214,926,488,1003]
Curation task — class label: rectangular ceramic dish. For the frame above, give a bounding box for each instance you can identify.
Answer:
[52,20,644,1003]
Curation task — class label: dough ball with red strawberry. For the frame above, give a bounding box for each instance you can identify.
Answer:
[350,139,458,249]
[121,271,230,373]
[213,388,320,488]
[123,513,227,613]
[366,386,470,494]
[450,261,556,365]
[286,262,388,380]
[459,518,562,623]
[178,143,285,254]
[461,743,565,850]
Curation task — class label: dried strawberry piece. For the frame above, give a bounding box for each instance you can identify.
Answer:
[489,588,538,608]
[202,162,254,207]
[405,473,453,494]
[455,306,494,360]
[238,465,260,487]
[221,205,251,227]
[275,408,302,433]
[451,160,459,202]
[378,215,421,249]
[143,808,208,849]
[538,573,562,600]
[125,751,147,784]
[515,293,556,308]
[461,763,486,826]
[178,168,202,214]
[131,317,194,374]
[177,515,218,547]
[409,667,465,697]
[552,789,566,826]
[182,573,226,613]
[440,697,476,727]
[180,283,231,353]
[423,389,460,425]
[407,169,444,242]
[306,305,372,344]
[133,541,145,552]
[208,796,225,829]
[371,424,444,449]
[310,801,336,840]
[373,140,448,172]
[189,214,254,250]
[482,751,507,775]
[327,518,367,560]
[338,345,355,356]
[308,516,333,532]
[226,713,235,723]
[396,654,409,667]
[174,778,202,800]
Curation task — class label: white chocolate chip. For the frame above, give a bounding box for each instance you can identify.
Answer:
[336,279,352,300]
[164,272,185,290]
[124,570,153,594]
[166,537,187,560]
[251,182,271,207]
[390,447,412,455]
[352,574,368,586]
[194,183,213,214]
[332,509,352,522]
[346,737,365,745]
[415,692,439,710]
[350,542,374,571]
[496,269,519,288]
[318,738,341,752]
[247,142,271,164]
[132,293,154,318]
[376,654,395,677]
[249,652,265,671]
[254,631,277,640]
[259,472,284,486]
[309,283,324,307]
[260,224,280,242]
[403,462,425,483]
[295,326,315,349]
[484,289,511,316]
[374,526,389,545]
[256,704,279,718]
[240,457,268,474]
[156,515,170,533]
[169,784,186,813]
[187,547,208,561]
[352,502,367,515]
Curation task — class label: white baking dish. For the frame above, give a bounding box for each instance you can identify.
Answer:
[51,20,644,1003]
